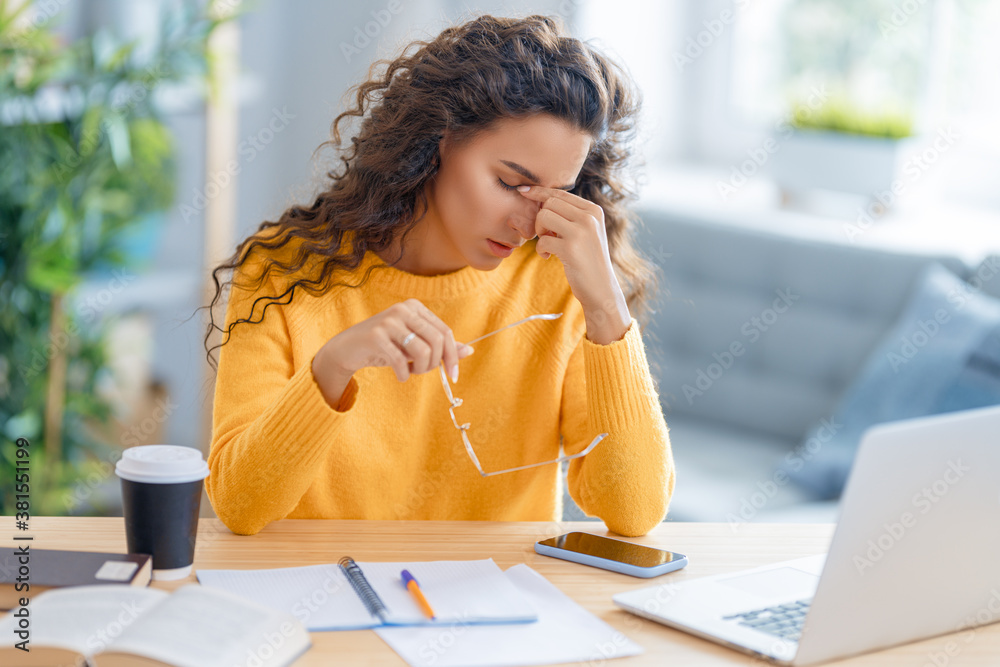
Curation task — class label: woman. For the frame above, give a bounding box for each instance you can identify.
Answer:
[204,14,674,537]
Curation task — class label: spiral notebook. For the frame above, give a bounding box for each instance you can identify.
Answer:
[196,558,538,631]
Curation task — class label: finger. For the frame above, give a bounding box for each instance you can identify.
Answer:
[399,318,436,374]
[537,196,582,228]
[535,233,564,260]
[515,184,555,201]
[384,314,426,373]
[535,207,570,240]
[517,185,592,213]
[440,323,460,383]
[407,310,445,375]
[408,300,460,381]
[378,329,412,382]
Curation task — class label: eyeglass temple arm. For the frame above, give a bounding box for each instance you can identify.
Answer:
[439,313,564,373]
[476,432,607,478]
[461,312,563,347]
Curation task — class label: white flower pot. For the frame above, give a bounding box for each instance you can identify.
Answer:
[771,129,913,202]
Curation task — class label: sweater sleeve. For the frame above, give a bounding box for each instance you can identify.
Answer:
[561,317,675,536]
[206,268,360,536]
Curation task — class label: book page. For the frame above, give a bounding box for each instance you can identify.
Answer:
[101,585,310,667]
[0,585,167,656]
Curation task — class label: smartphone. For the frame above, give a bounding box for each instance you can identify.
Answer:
[535,532,688,578]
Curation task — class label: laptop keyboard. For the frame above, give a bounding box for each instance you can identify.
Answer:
[722,598,812,641]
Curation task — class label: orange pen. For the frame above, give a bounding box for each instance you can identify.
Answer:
[401,569,436,620]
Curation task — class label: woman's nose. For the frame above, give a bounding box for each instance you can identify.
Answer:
[510,202,541,240]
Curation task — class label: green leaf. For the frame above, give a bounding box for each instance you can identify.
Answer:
[106,41,136,71]
[104,112,132,169]
[790,94,914,139]
[79,106,104,158]
[25,251,79,292]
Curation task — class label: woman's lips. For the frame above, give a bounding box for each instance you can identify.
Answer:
[487,239,514,258]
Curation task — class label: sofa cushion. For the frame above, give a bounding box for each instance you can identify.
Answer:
[633,210,970,441]
[782,262,1000,500]
[974,256,1000,299]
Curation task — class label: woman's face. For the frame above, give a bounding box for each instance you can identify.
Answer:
[401,113,593,275]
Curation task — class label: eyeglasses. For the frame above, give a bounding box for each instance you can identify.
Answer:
[439,312,608,477]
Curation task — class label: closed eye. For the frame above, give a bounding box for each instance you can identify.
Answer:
[495,177,519,193]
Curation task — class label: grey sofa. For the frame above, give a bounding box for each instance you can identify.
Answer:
[563,204,979,524]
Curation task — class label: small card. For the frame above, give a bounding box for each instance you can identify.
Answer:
[95,560,139,581]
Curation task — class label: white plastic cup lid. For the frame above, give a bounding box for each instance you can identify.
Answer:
[115,445,210,484]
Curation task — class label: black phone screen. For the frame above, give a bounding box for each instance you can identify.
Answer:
[537,532,682,568]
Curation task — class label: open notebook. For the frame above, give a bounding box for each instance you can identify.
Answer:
[196,558,538,631]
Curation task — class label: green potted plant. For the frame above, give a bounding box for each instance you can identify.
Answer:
[0,0,234,515]
[771,96,918,211]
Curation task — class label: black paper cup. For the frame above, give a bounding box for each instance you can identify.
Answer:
[115,445,210,580]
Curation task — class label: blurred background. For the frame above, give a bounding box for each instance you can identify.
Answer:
[2,0,998,525]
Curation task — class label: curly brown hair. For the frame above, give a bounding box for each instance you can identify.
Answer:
[202,13,662,370]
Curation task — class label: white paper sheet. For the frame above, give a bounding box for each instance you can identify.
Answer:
[374,564,644,666]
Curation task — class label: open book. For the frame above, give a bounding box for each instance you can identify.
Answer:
[0,583,310,667]
[197,558,539,631]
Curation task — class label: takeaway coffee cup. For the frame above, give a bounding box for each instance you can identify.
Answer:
[115,444,210,581]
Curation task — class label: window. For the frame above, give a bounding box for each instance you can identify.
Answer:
[730,0,1000,151]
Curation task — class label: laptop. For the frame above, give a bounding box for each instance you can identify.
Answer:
[613,404,1000,665]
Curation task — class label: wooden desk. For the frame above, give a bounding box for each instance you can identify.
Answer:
[5,517,998,665]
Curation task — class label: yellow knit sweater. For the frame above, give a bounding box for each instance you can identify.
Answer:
[207,233,675,537]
